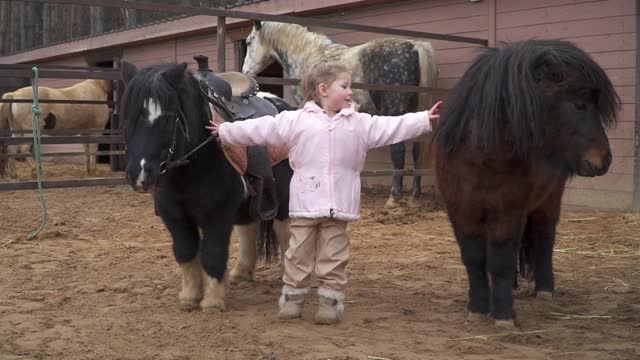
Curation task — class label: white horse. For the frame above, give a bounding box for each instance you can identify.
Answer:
[242,21,439,207]
[0,79,112,178]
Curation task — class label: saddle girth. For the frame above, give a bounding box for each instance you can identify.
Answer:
[193,54,284,221]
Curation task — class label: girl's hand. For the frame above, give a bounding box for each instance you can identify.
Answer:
[429,101,442,121]
[205,119,221,137]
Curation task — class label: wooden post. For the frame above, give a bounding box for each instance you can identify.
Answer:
[110,56,125,172]
[217,16,226,72]
[233,40,242,72]
[487,0,496,48]
[633,0,640,209]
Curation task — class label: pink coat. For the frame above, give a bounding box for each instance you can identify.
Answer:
[218,101,432,221]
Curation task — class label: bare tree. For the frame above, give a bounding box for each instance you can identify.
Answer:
[42,3,52,46]
[1,0,259,55]
[90,5,104,35]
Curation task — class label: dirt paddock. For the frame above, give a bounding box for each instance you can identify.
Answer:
[1,163,639,359]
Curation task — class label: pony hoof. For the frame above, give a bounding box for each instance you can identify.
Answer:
[229,267,255,284]
[179,292,202,311]
[179,300,200,312]
[408,197,424,208]
[202,304,225,313]
[536,291,553,300]
[466,312,490,323]
[201,299,226,312]
[494,319,516,330]
[384,197,401,209]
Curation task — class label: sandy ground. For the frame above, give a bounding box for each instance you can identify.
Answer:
[1,163,639,359]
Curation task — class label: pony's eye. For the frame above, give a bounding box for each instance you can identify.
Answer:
[574,102,587,111]
[550,71,564,83]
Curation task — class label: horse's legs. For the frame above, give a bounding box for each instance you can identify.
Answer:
[488,239,517,327]
[274,218,291,275]
[409,141,422,207]
[6,145,17,178]
[229,222,259,284]
[85,143,97,175]
[447,206,490,321]
[529,188,563,299]
[178,256,203,311]
[6,134,29,178]
[531,215,556,299]
[486,217,523,328]
[21,142,36,179]
[456,230,490,318]
[162,212,202,310]
[199,211,235,312]
[386,142,405,208]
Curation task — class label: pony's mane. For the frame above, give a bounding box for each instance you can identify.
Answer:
[121,63,193,134]
[259,22,345,55]
[436,40,620,154]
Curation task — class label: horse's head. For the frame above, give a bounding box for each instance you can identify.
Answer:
[121,62,196,192]
[242,21,275,76]
[437,40,619,177]
[531,42,619,177]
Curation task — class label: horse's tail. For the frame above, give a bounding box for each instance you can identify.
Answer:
[518,216,535,283]
[257,219,279,262]
[414,41,438,111]
[414,41,438,168]
[0,93,13,178]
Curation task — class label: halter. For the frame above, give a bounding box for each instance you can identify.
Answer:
[158,80,234,174]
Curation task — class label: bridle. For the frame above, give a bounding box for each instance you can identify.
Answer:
[158,80,235,174]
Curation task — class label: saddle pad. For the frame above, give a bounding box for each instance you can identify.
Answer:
[223,144,289,175]
[215,109,287,175]
[217,72,257,98]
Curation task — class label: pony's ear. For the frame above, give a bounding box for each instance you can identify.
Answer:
[122,62,138,85]
[162,63,188,88]
[254,20,261,31]
[533,60,564,84]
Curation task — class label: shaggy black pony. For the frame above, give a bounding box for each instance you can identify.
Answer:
[121,62,292,312]
[434,40,620,328]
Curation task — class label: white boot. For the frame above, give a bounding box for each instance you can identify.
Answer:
[277,285,309,320]
[314,287,345,325]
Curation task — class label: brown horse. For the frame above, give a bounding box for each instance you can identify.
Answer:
[433,40,619,328]
[0,79,112,178]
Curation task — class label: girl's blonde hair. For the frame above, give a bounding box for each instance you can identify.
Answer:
[301,61,350,104]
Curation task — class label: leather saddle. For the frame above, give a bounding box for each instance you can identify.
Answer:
[193,55,281,221]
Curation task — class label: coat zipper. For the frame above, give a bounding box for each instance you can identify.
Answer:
[329,122,335,218]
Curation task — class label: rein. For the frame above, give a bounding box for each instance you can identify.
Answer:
[159,81,234,174]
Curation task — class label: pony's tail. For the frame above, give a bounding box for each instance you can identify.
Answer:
[257,219,279,262]
[518,217,536,284]
[414,41,438,169]
[414,41,438,111]
[0,93,13,178]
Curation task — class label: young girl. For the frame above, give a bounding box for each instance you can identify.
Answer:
[207,61,441,324]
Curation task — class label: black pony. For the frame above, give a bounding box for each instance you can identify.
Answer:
[434,40,619,328]
[121,62,292,312]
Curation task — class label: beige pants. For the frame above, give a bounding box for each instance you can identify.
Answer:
[282,217,350,292]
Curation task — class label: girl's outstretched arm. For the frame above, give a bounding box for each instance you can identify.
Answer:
[206,111,297,148]
[364,101,442,149]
